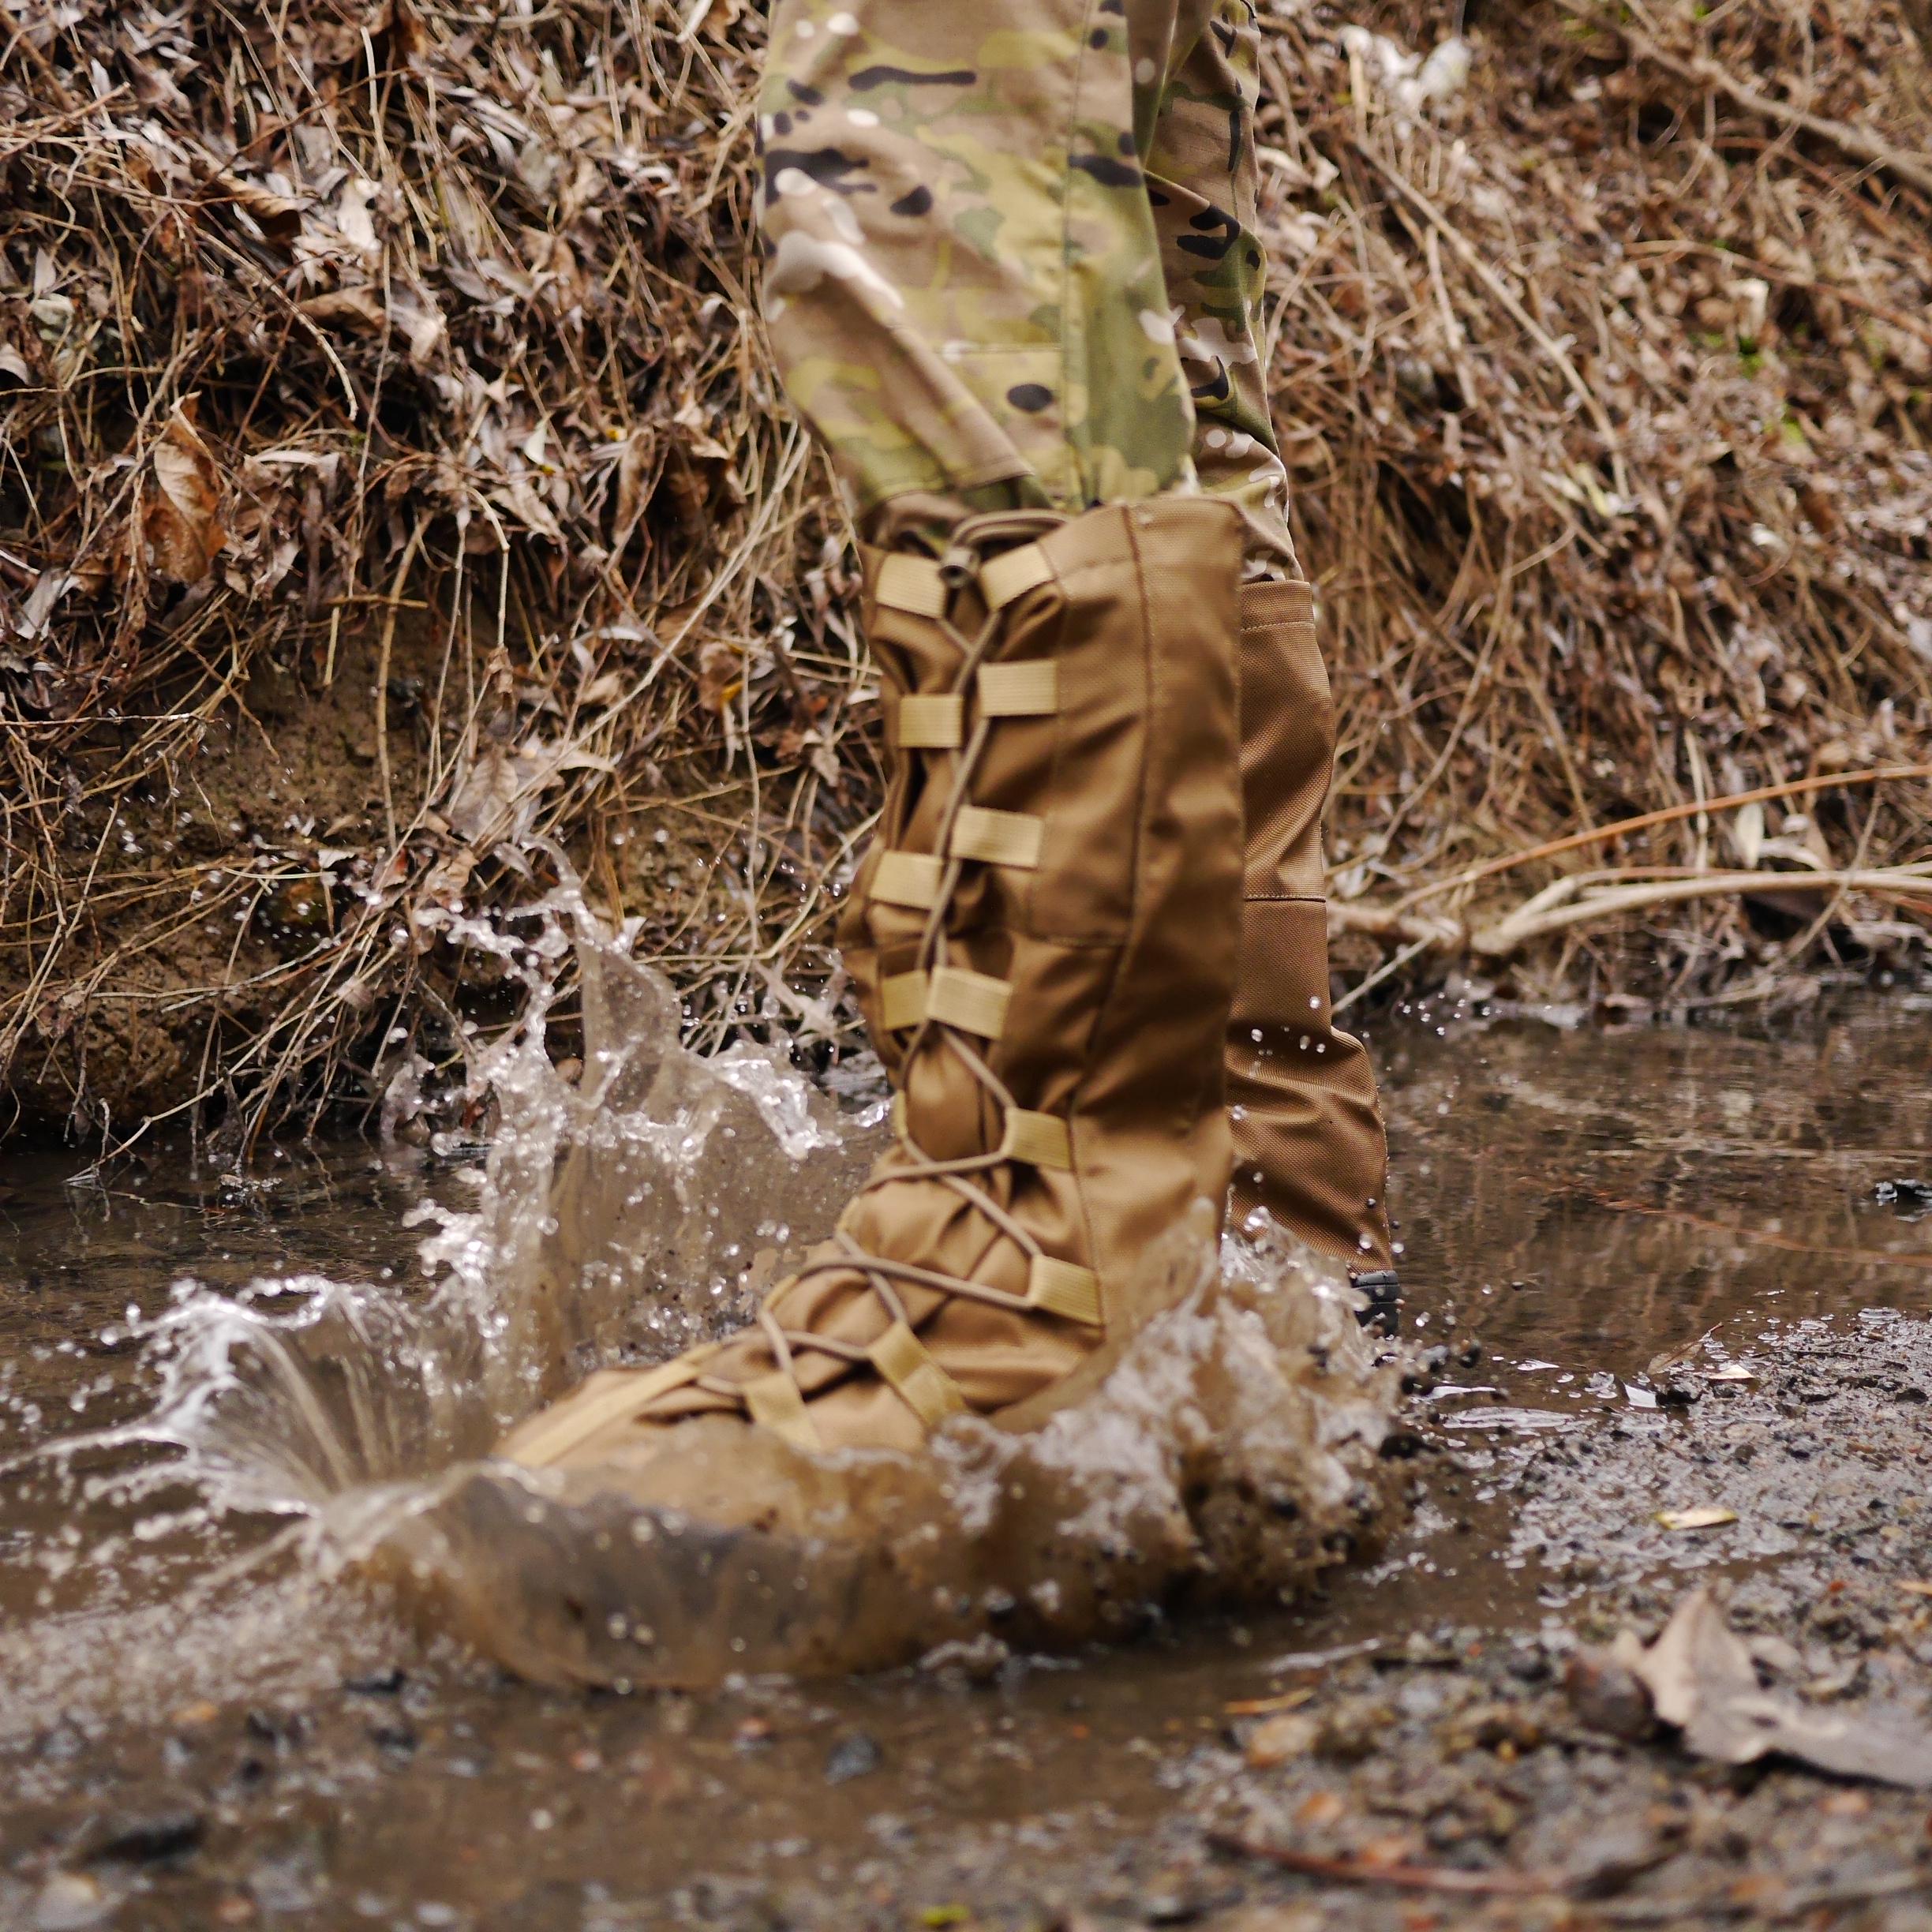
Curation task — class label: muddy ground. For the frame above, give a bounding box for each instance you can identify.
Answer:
[3,1005,1932,1930]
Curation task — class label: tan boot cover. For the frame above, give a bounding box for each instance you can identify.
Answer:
[1227,580,1395,1271]
[497,499,1246,1484]
[388,1203,1399,1689]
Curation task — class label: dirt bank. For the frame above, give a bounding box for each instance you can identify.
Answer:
[5,0,1930,1143]
[3,619,440,1140]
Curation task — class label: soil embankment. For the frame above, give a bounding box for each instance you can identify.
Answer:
[4,0,1930,1143]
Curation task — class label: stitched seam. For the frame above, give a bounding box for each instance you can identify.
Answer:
[1065,507,1156,1297]
[852,451,1042,515]
[1059,0,1108,503]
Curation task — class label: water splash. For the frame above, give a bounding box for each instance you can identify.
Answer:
[13,889,1403,1693]
[377,1215,1398,1687]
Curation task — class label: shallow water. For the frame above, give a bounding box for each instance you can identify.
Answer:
[3,988,1930,1924]
[2,899,1397,1708]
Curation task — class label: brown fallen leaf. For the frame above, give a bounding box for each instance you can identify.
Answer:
[388,279,447,365]
[1646,1326,1717,1379]
[142,405,226,585]
[1294,1789,1347,1829]
[298,286,388,335]
[1224,1687,1316,1717]
[697,638,744,713]
[1243,1712,1318,1768]
[205,166,309,245]
[440,738,616,848]
[1614,1588,1932,1789]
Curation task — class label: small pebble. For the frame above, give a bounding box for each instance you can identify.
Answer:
[824,1732,884,1783]
[35,1873,110,1932]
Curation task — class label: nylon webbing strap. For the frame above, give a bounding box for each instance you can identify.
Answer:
[874,552,948,618]
[720,526,1081,1448]
[872,850,944,910]
[978,661,1059,717]
[926,965,1011,1039]
[1000,1107,1072,1170]
[743,1371,820,1450]
[894,694,964,748]
[880,971,928,1031]
[874,541,1053,617]
[867,1320,967,1426]
[979,543,1054,610]
[949,805,1043,870]
[1026,1255,1103,1327]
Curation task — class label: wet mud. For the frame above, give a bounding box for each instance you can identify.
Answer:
[5,993,1932,1928]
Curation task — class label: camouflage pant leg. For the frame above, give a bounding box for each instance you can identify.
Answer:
[757,0,1216,532]
[1144,0,1299,575]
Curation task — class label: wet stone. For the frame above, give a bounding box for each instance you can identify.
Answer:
[243,1707,309,1750]
[1311,1698,1393,1763]
[78,1800,204,1864]
[1565,1821,1667,1897]
[343,1666,406,1696]
[33,1873,113,1932]
[1440,1700,1544,1756]
[1136,1863,1229,1923]
[1503,1641,1552,1684]
[249,1837,328,1914]
[824,1732,884,1784]
[34,1722,87,1765]
[1564,1650,1655,1742]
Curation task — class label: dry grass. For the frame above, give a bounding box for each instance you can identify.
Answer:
[1264,0,1932,1009]
[1,0,1929,1147]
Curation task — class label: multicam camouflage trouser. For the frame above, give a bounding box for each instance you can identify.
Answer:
[756,0,1297,573]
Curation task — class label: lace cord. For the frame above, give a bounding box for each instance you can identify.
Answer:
[683,511,1080,1433]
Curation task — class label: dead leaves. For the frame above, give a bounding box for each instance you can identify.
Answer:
[1574,1589,1932,1790]
[696,640,744,715]
[142,406,226,586]
[297,287,388,336]
[3,0,758,669]
[296,283,447,366]
[439,737,616,853]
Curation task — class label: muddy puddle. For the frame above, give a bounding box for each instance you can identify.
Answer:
[4,983,1931,1929]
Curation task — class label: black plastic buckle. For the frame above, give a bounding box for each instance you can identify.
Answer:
[1350,1269,1402,1337]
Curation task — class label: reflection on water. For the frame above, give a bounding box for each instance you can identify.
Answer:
[1383,998,1932,1375]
